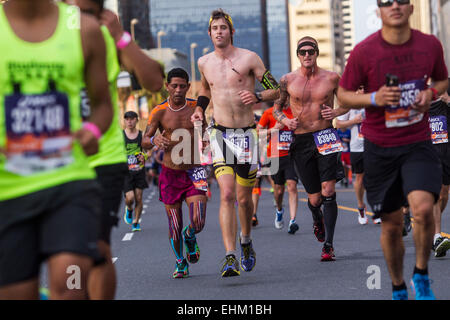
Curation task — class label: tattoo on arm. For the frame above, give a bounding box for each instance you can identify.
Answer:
[273,79,288,122]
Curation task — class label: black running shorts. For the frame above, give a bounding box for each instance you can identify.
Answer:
[271,155,298,185]
[364,139,441,218]
[290,132,345,194]
[0,180,102,286]
[433,143,450,186]
[124,169,149,193]
[350,152,364,174]
[95,163,128,244]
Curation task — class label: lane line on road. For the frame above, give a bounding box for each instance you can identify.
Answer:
[298,198,450,238]
[122,233,134,241]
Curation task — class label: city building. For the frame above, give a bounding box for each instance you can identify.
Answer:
[287,0,335,72]
[267,0,291,81]
[149,0,269,82]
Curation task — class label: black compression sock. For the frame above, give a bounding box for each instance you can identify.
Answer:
[308,199,323,222]
[322,193,338,245]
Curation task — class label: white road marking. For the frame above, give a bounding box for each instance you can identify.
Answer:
[122,233,134,241]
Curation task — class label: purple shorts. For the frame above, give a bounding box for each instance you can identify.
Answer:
[159,165,207,205]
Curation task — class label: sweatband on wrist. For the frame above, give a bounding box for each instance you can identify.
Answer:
[116,31,132,50]
[83,122,102,139]
[150,136,155,146]
[196,96,210,112]
[371,92,377,106]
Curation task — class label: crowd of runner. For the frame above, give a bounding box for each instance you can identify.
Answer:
[0,0,449,300]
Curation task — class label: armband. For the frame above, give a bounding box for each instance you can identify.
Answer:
[83,122,102,140]
[196,96,210,112]
[260,70,280,90]
[429,87,439,101]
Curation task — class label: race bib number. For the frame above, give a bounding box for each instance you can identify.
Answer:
[385,79,425,128]
[313,128,344,155]
[127,154,142,171]
[4,91,73,176]
[429,115,448,144]
[187,166,208,191]
[80,88,91,121]
[223,131,251,163]
[278,130,293,151]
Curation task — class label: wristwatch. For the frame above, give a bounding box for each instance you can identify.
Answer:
[254,91,263,103]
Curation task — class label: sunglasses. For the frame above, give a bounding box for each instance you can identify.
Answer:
[378,0,410,7]
[298,49,316,56]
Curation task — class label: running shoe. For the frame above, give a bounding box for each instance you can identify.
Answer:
[274,208,284,229]
[39,287,50,300]
[410,273,435,300]
[124,207,133,225]
[240,240,256,272]
[182,226,200,264]
[288,220,299,234]
[221,254,240,277]
[392,289,408,300]
[313,219,325,242]
[252,215,259,227]
[358,207,368,225]
[173,259,189,279]
[132,223,141,232]
[373,218,382,225]
[321,243,335,261]
[433,236,450,258]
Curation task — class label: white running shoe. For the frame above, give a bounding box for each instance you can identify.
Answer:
[373,218,382,225]
[358,207,368,225]
[274,208,284,229]
[358,215,368,225]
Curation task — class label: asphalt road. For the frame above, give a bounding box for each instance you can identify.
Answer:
[110,179,450,301]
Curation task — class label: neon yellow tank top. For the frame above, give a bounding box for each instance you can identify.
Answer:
[0,2,96,201]
[87,26,126,168]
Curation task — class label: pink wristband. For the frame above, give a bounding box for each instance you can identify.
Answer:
[116,31,132,50]
[83,122,102,140]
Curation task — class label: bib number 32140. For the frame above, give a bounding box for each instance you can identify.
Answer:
[4,91,73,176]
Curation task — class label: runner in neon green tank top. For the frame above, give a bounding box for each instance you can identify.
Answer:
[64,0,163,300]
[0,1,113,300]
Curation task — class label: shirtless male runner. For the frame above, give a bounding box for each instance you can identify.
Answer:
[143,68,208,279]
[190,9,279,277]
[273,36,344,261]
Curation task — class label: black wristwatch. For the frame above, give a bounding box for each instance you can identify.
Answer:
[254,91,263,103]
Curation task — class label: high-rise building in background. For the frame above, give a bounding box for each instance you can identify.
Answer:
[267,0,291,81]
[149,0,269,82]
[288,0,335,72]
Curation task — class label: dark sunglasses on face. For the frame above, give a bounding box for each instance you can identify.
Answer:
[298,49,316,56]
[378,0,410,7]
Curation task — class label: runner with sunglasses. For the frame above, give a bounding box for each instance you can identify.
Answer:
[337,0,448,300]
[273,36,345,261]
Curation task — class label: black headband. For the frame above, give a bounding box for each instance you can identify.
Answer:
[297,41,319,55]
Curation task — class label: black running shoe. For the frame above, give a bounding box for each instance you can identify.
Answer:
[433,236,450,258]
